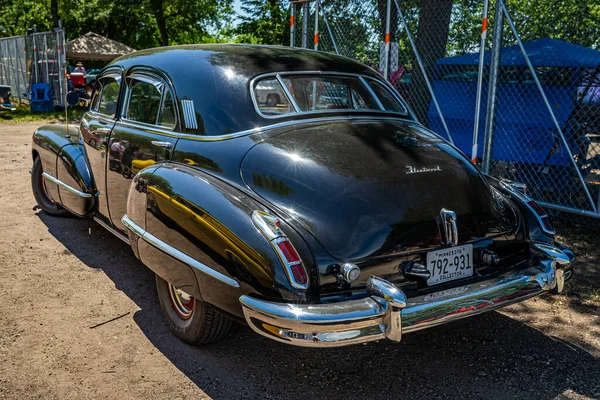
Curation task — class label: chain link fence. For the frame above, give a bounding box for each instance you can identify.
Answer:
[290,0,600,223]
[0,30,67,106]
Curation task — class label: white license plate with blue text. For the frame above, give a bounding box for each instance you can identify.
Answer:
[426,244,473,286]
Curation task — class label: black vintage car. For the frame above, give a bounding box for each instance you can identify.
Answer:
[30,45,575,347]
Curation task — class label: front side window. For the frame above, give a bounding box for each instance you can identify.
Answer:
[252,74,408,117]
[96,76,121,117]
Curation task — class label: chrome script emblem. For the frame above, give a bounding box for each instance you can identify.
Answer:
[439,208,458,246]
[405,165,442,174]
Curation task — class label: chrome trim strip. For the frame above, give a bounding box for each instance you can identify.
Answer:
[240,244,572,347]
[42,172,94,198]
[121,215,240,288]
[175,115,416,142]
[359,76,385,111]
[121,215,144,238]
[94,217,130,245]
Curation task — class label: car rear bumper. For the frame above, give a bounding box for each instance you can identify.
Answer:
[239,242,574,347]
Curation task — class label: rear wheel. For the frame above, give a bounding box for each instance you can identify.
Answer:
[31,156,70,217]
[156,274,232,345]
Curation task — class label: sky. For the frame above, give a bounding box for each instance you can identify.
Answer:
[232,0,247,24]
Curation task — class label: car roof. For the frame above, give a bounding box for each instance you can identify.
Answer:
[107,44,390,136]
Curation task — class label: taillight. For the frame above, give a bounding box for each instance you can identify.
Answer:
[527,200,555,233]
[252,211,309,289]
[499,181,555,235]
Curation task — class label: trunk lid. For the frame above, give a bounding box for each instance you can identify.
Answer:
[241,119,517,262]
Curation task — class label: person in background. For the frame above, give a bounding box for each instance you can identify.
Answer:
[74,62,86,76]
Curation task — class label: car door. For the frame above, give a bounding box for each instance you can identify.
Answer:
[80,69,123,225]
[106,69,179,233]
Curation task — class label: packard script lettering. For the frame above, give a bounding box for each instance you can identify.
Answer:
[405,165,442,174]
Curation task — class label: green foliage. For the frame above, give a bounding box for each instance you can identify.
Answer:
[0,0,233,49]
[1,0,600,54]
[232,0,290,45]
[0,103,85,124]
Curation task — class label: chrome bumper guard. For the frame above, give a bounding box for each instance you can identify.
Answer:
[239,243,574,347]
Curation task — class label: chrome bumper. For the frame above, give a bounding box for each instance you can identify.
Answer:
[239,242,574,347]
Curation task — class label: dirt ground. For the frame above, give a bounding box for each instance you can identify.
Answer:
[1,121,599,400]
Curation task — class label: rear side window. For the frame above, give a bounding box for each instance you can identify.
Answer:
[95,76,120,117]
[123,74,177,129]
[252,73,408,117]
[368,80,407,113]
[254,78,293,115]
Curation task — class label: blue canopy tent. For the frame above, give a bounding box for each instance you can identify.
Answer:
[427,38,600,167]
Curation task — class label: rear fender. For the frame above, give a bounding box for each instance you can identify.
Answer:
[126,163,316,319]
[32,124,96,217]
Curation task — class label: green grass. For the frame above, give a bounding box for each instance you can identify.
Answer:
[0,103,85,124]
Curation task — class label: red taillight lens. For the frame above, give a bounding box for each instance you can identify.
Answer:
[276,239,301,263]
[275,238,307,285]
[527,200,555,233]
[290,263,308,285]
[540,216,555,232]
[527,200,547,216]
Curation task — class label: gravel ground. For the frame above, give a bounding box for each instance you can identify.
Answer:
[1,121,599,400]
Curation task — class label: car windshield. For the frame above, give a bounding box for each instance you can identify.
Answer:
[253,74,407,117]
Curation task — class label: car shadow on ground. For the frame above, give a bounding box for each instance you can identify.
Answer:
[38,213,600,400]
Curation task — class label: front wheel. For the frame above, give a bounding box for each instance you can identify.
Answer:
[31,156,70,217]
[155,275,232,345]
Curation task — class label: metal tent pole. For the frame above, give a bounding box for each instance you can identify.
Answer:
[393,0,453,144]
[302,2,310,48]
[383,0,391,80]
[481,0,504,174]
[43,34,50,84]
[32,34,39,83]
[471,0,490,163]
[500,0,597,212]
[319,0,340,54]
[313,0,319,50]
[56,30,63,104]
[14,39,22,103]
[290,3,296,47]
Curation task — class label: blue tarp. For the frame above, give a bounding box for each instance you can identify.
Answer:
[427,38,600,166]
[437,38,600,68]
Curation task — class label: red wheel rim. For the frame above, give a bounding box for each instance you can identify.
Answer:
[167,282,195,320]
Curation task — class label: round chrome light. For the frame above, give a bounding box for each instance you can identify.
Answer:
[341,263,361,282]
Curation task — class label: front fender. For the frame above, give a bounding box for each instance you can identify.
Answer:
[32,124,96,216]
[126,163,315,319]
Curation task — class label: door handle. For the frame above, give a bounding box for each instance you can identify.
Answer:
[151,141,173,149]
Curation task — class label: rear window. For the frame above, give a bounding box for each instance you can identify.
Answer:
[253,74,407,117]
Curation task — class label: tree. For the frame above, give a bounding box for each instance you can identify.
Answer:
[233,0,290,45]
[408,0,453,123]
[148,0,233,46]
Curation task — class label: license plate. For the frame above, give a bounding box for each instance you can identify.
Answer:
[426,244,473,286]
